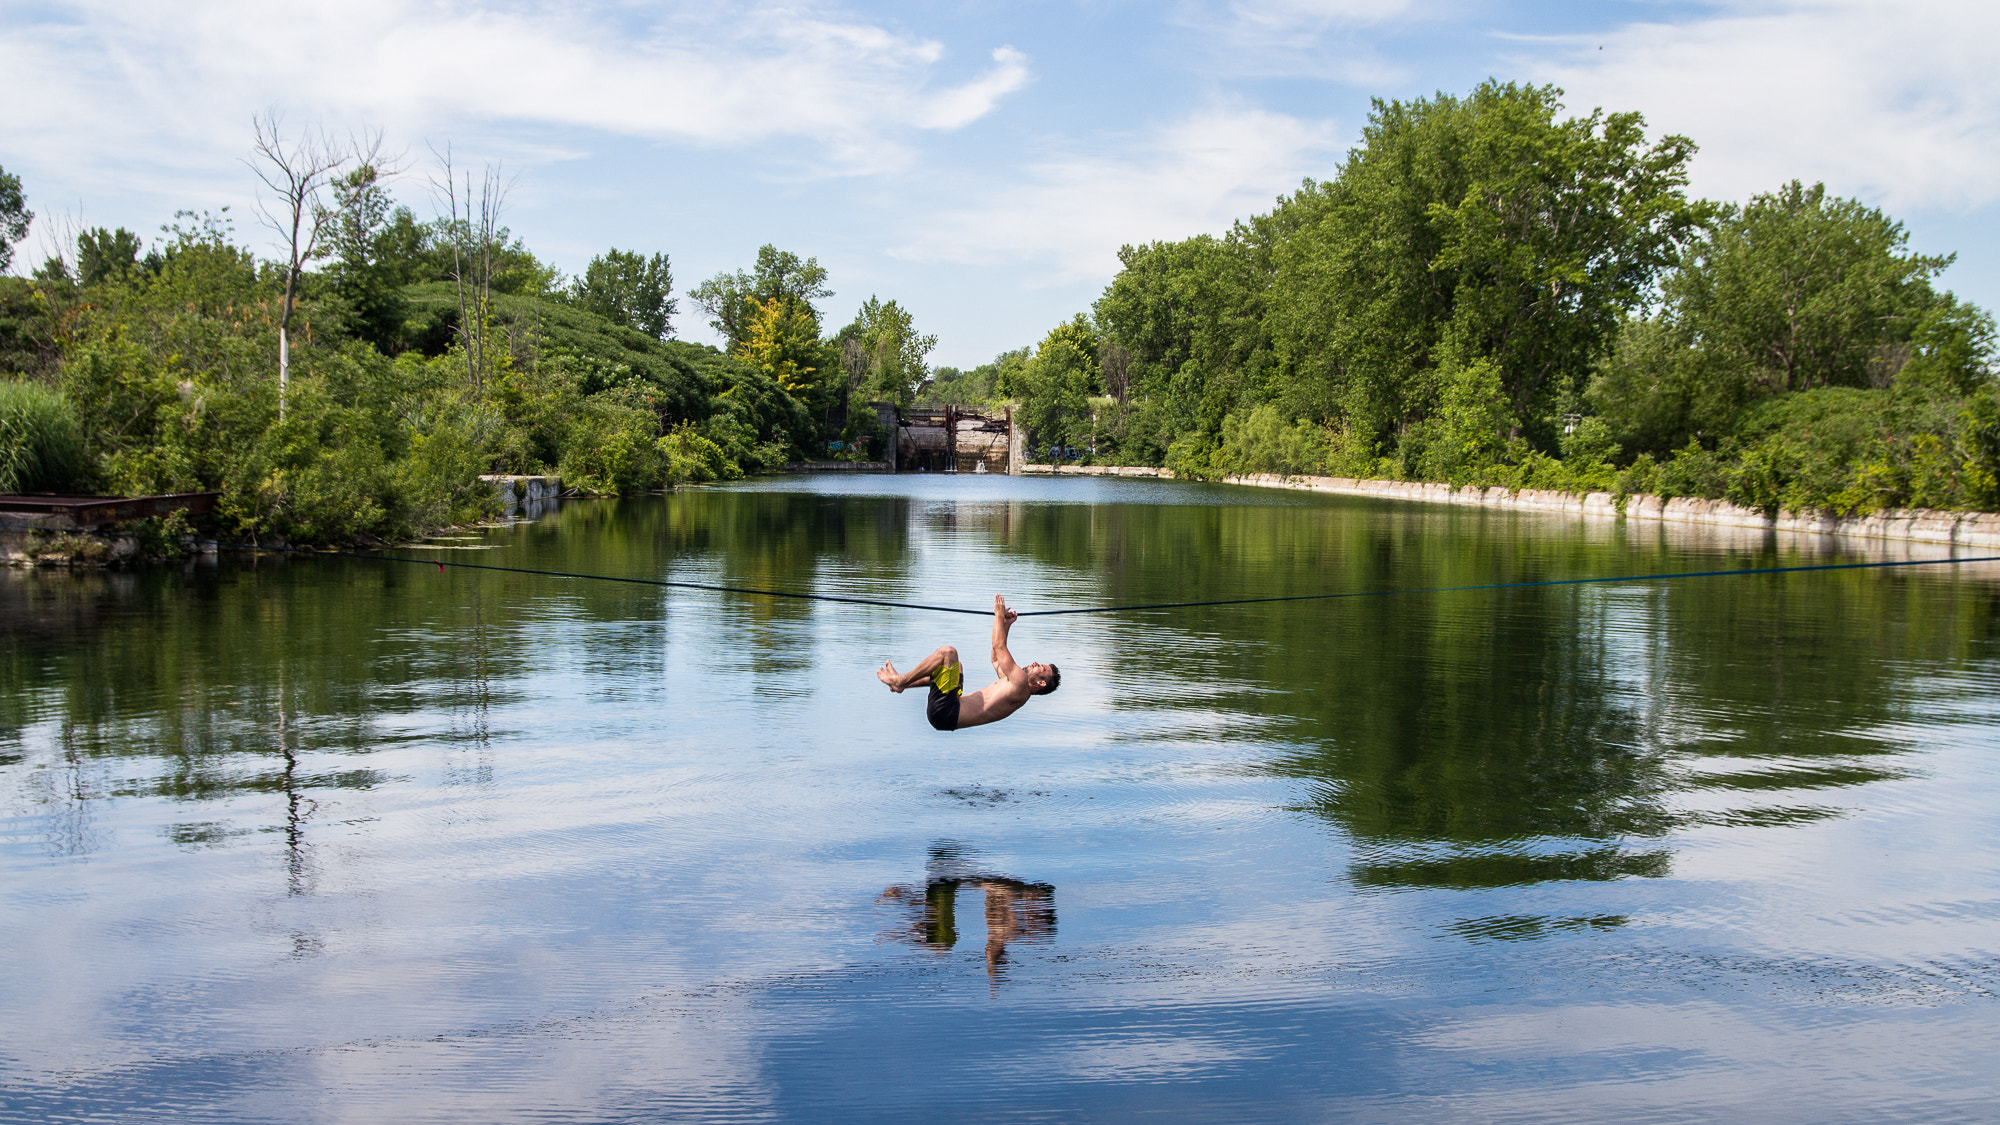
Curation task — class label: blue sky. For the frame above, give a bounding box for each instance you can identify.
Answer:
[5,0,1997,367]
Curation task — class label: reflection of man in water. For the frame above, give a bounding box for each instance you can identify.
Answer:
[878,595,1059,731]
[880,876,1056,978]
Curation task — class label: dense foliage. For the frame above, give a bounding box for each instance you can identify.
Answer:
[7,78,1999,544]
[0,149,939,545]
[983,81,2000,516]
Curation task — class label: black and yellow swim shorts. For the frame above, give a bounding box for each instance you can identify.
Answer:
[926,661,963,731]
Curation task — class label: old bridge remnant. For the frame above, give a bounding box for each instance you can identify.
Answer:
[895,405,1018,474]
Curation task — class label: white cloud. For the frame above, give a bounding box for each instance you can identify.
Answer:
[912,47,1033,131]
[893,106,1340,284]
[1528,0,2000,213]
[1226,0,1418,34]
[1172,0,1428,84]
[0,0,1031,181]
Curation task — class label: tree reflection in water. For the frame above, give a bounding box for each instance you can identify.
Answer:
[981,495,1988,894]
[879,843,1056,981]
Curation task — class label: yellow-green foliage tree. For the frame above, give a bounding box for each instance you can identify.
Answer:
[737,296,824,398]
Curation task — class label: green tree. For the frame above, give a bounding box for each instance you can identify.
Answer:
[1898,297,1997,397]
[324,162,411,354]
[1583,316,1735,457]
[1096,225,1283,448]
[1267,80,1701,455]
[1590,182,1962,457]
[835,296,936,408]
[0,165,32,272]
[1003,315,1100,453]
[1669,180,1950,395]
[78,227,144,286]
[569,249,676,339]
[918,362,1000,405]
[1413,355,1517,482]
[691,244,831,350]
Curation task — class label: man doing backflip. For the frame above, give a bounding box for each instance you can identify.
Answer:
[878,595,1060,731]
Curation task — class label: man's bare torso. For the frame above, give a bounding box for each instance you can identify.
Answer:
[954,668,1035,728]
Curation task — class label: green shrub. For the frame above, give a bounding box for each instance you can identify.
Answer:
[557,388,665,495]
[1613,452,1659,499]
[660,421,735,484]
[1219,403,1330,476]
[1415,357,1516,485]
[1655,439,1729,501]
[1717,386,1982,515]
[215,348,498,543]
[0,379,89,492]
[1163,431,1223,480]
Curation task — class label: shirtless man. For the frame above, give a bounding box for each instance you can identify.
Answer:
[878,595,1060,731]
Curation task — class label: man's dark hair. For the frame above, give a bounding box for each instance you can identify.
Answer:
[1034,664,1061,696]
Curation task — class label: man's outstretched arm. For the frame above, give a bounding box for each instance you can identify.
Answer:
[990,595,1021,678]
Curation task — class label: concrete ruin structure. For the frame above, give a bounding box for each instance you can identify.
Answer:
[784,402,1024,474]
[893,405,1018,474]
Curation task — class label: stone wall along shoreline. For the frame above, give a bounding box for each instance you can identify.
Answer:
[1019,463,2000,552]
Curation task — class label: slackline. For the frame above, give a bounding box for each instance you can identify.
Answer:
[74,528,2000,618]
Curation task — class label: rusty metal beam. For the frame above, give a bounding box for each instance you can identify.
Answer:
[0,492,222,528]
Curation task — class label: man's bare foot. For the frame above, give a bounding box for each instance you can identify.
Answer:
[878,661,903,692]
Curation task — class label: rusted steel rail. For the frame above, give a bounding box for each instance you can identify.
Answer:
[0,492,222,527]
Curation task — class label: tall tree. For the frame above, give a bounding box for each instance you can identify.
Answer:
[692,245,831,350]
[0,165,29,273]
[837,296,936,408]
[1266,81,1702,453]
[735,295,824,397]
[1002,315,1101,451]
[325,160,411,354]
[77,227,143,286]
[1667,180,1949,394]
[1096,227,1279,442]
[569,249,676,339]
[1588,181,1962,455]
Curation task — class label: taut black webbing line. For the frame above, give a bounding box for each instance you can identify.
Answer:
[1017,554,2000,616]
[81,529,2000,617]
[88,530,991,615]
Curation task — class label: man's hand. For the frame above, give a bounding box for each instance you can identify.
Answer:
[990,594,1022,678]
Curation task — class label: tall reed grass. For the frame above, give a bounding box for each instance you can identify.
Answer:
[0,380,88,493]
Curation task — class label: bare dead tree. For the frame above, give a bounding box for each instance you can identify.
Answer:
[429,144,511,394]
[248,113,344,419]
[24,205,84,282]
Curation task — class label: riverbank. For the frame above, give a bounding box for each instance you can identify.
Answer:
[1020,463,2000,552]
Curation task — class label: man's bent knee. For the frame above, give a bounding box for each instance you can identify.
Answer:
[937,646,959,664]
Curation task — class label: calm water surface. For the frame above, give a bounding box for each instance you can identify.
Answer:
[5,474,2000,1122]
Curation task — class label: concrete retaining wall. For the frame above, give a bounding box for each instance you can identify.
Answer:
[480,474,562,503]
[1019,464,2000,551]
[781,461,892,473]
[2,513,142,566]
[1022,464,1176,479]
